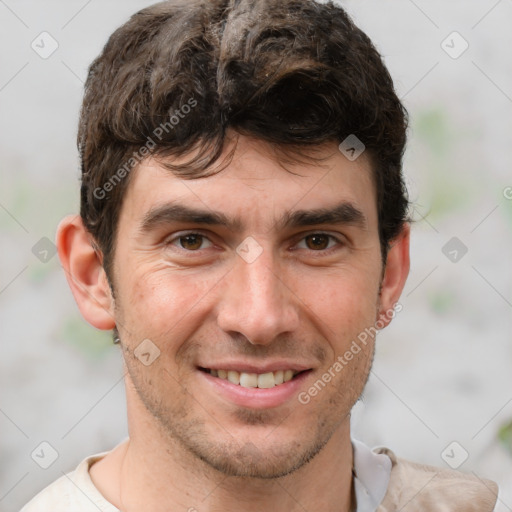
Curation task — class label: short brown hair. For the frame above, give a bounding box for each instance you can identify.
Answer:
[78,0,409,282]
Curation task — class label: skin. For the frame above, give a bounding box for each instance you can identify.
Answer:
[57,132,410,512]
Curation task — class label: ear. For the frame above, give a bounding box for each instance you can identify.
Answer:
[56,214,116,330]
[377,223,410,328]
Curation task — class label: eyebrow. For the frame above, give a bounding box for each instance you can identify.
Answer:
[139,200,367,234]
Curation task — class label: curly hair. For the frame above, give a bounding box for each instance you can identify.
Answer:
[78,0,409,281]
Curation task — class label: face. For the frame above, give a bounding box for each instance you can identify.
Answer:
[111,134,389,478]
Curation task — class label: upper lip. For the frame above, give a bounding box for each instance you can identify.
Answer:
[197,361,313,374]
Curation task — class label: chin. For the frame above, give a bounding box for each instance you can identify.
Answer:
[193,439,322,479]
[178,421,333,479]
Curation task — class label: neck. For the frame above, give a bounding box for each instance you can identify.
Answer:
[97,382,355,512]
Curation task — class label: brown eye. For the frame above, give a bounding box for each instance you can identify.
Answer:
[304,234,331,250]
[295,233,342,254]
[178,234,204,250]
[167,232,213,251]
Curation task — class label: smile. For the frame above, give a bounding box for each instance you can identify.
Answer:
[200,368,303,388]
[198,365,313,409]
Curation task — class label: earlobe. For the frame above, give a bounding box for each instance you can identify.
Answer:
[377,223,410,328]
[56,214,116,330]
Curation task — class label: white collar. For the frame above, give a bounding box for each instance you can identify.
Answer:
[351,438,392,511]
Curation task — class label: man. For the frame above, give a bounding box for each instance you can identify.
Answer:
[22,0,500,510]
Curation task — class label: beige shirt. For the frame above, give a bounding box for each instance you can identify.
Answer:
[374,445,500,511]
[20,438,500,511]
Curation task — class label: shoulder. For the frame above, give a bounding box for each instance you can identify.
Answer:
[20,452,118,512]
[20,472,83,512]
[375,446,499,512]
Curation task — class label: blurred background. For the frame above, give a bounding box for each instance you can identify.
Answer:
[1,0,511,510]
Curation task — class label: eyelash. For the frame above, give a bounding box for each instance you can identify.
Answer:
[165,231,344,255]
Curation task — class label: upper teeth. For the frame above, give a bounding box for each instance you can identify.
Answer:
[209,369,296,388]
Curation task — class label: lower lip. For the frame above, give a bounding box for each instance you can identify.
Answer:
[198,369,312,409]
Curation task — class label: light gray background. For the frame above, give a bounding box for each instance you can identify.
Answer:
[1,1,511,510]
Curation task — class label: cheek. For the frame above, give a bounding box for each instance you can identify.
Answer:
[119,266,216,342]
[297,268,381,343]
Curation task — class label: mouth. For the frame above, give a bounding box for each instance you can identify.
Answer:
[198,367,310,389]
[197,365,314,409]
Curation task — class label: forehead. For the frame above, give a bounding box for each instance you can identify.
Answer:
[120,136,377,232]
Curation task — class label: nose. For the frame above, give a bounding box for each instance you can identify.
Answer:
[216,243,300,345]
